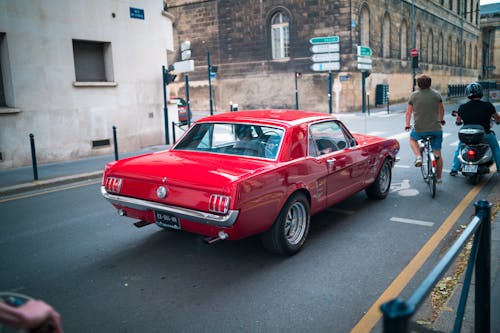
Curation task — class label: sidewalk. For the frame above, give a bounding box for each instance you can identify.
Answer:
[0,144,169,196]
[0,105,498,332]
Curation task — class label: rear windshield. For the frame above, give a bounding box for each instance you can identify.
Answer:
[173,122,284,160]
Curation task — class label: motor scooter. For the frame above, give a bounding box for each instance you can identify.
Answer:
[451,111,494,185]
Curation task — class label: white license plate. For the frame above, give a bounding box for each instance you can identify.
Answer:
[154,211,181,229]
[462,164,478,173]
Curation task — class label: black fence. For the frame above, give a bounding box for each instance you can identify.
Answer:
[380,200,492,333]
[448,81,498,98]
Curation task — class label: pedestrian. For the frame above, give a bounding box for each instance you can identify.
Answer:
[0,297,64,333]
[450,82,500,175]
[404,74,446,183]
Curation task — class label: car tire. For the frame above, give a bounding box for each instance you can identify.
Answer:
[260,192,310,256]
[365,159,392,200]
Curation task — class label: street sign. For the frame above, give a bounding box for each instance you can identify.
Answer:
[310,43,340,53]
[357,45,372,57]
[357,63,372,70]
[181,50,192,61]
[311,53,340,62]
[181,41,191,52]
[357,56,372,64]
[410,48,419,57]
[310,62,340,72]
[173,60,195,73]
[309,36,340,44]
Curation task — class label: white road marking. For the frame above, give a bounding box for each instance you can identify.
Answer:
[390,217,434,227]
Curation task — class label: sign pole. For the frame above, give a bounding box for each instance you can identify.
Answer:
[361,71,366,114]
[185,74,191,127]
[328,71,333,114]
[162,65,170,145]
[207,50,214,115]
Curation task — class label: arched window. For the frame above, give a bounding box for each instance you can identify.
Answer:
[456,38,460,65]
[359,6,370,47]
[271,11,290,59]
[447,37,452,65]
[400,20,408,60]
[382,13,391,58]
[438,33,444,64]
[427,31,434,63]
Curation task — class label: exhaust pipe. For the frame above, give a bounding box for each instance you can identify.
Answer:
[204,231,229,244]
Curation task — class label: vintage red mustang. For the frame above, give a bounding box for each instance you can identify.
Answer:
[101,110,400,255]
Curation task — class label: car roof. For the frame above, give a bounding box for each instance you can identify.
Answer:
[196,109,337,127]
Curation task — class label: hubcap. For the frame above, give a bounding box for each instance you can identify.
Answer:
[284,202,307,245]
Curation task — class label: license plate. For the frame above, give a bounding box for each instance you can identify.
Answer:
[462,164,478,173]
[154,211,181,229]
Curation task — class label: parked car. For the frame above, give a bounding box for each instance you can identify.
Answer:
[170,96,188,125]
[101,110,400,255]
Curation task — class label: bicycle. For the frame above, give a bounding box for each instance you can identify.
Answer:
[418,135,437,198]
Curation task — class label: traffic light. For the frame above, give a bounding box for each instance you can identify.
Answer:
[164,67,177,85]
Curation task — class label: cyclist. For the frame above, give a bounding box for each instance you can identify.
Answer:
[404,74,446,183]
[450,82,500,175]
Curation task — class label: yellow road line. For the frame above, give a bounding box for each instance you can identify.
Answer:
[350,181,486,333]
[0,180,101,203]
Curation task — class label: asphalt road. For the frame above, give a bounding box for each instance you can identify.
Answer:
[1,108,498,332]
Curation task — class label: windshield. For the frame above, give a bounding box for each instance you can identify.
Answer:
[173,122,284,159]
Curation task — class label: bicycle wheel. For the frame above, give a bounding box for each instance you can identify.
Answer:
[427,152,437,198]
[420,150,429,181]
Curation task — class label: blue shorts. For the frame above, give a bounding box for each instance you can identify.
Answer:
[410,130,443,151]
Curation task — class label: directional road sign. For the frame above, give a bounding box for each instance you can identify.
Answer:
[357,45,372,57]
[310,43,340,54]
[311,62,340,72]
[357,56,372,64]
[311,53,340,62]
[173,60,195,73]
[310,36,340,44]
[357,63,372,70]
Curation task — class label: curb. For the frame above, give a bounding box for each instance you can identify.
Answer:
[0,171,103,196]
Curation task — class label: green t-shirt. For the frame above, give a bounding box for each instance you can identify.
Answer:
[408,88,443,132]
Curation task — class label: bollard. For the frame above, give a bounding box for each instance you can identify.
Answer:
[171,121,177,143]
[29,133,38,180]
[474,199,492,333]
[112,125,119,161]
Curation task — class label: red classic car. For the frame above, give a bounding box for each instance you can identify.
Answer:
[101,110,399,255]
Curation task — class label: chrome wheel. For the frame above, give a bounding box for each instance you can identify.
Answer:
[284,201,308,246]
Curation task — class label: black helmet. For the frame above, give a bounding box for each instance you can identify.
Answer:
[465,82,483,99]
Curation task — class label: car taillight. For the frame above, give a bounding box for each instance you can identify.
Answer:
[105,177,122,193]
[209,194,230,214]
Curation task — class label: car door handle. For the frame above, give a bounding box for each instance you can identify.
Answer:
[326,158,336,166]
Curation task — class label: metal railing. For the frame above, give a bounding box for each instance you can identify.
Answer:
[380,200,492,333]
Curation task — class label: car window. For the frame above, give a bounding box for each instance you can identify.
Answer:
[309,121,349,157]
[173,123,284,159]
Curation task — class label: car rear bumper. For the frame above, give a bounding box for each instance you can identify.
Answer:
[101,186,239,227]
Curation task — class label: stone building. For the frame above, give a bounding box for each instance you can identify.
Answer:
[166,0,481,114]
[0,0,174,169]
[481,3,500,81]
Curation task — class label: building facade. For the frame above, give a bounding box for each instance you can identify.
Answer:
[166,0,480,114]
[481,3,500,81]
[0,0,174,169]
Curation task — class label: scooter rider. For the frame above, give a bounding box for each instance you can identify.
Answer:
[450,82,500,175]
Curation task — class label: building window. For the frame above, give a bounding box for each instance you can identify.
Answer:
[271,12,289,59]
[72,40,114,82]
[359,6,370,47]
[427,31,434,63]
[382,14,391,58]
[400,20,408,60]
